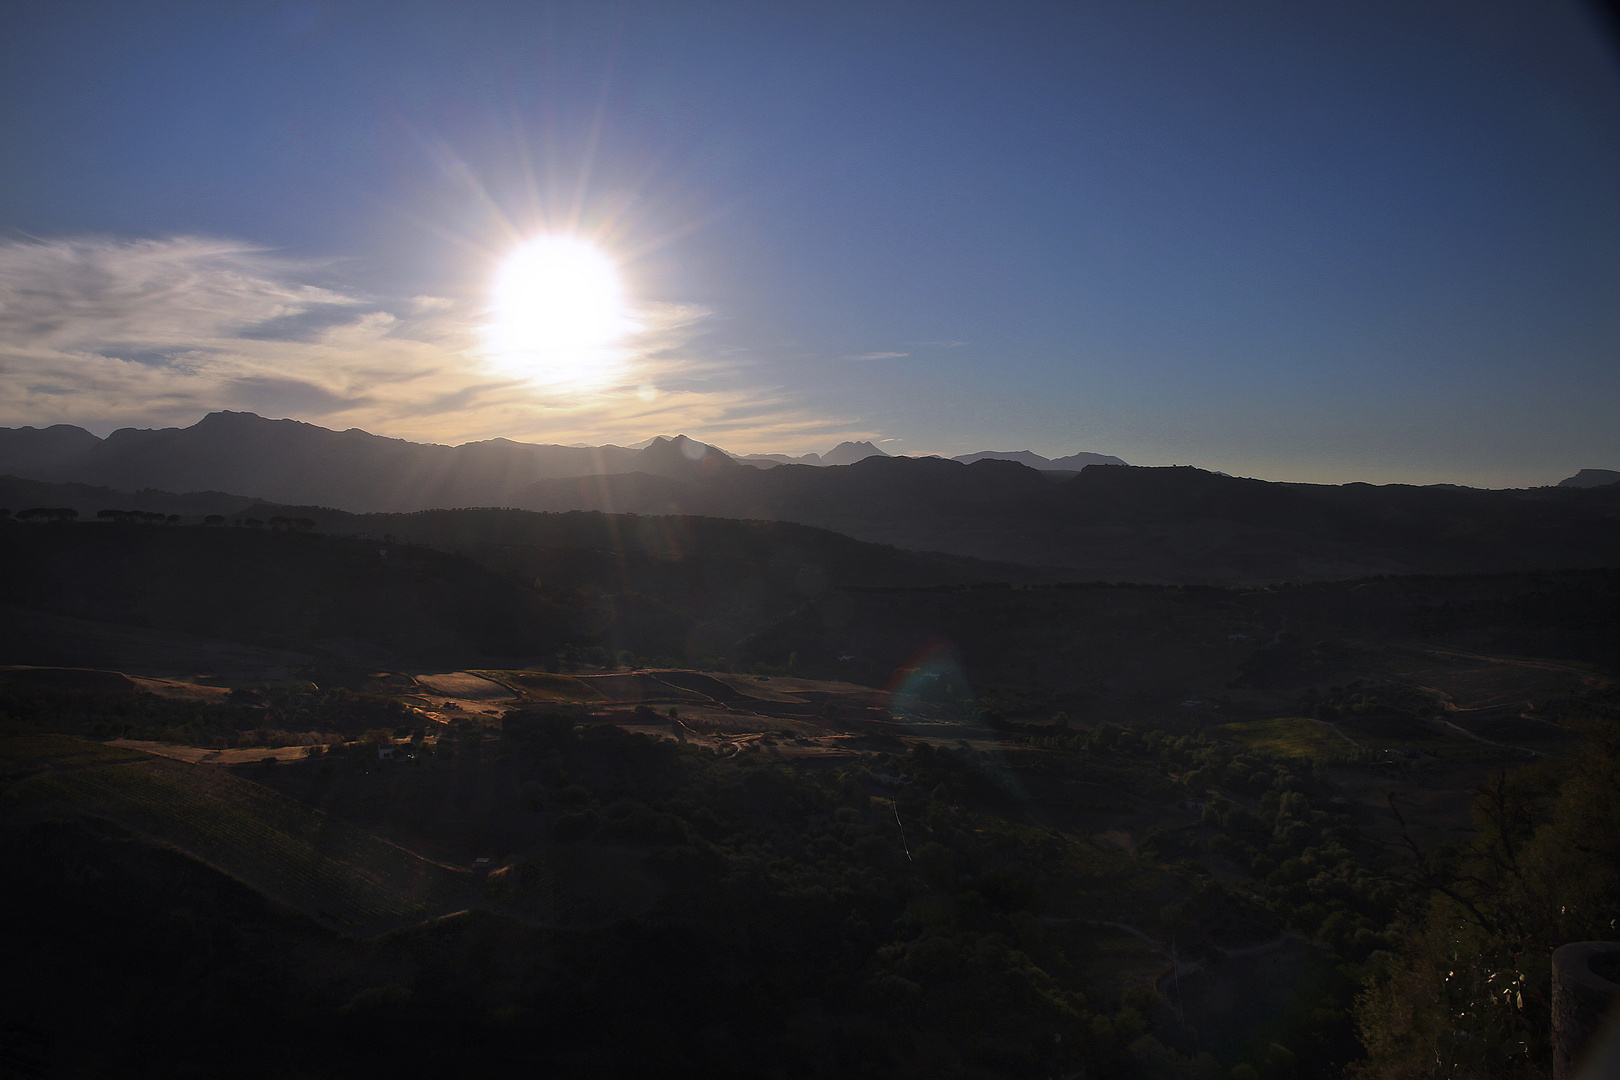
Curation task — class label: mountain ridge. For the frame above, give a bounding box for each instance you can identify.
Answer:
[0,413,1133,491]
[952,449,1128,470]
[1560,468,1620,488]
[0,412,743,513]
[1,412,1616,587]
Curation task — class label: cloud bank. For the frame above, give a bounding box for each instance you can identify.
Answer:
[0,235,863,450]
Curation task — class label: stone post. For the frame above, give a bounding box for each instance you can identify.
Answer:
[1551,941,1620,1080]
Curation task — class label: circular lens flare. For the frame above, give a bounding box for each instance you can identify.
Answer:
[485,236,631,387]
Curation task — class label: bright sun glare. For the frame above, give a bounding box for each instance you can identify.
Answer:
[485,236,630,387]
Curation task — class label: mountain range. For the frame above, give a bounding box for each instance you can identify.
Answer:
[0,412,745,513]
[739,440,891,467]
[950,449,1128,470]
[1,411,1617,586]
[0,415,1132,498]
[738,445,1129,470]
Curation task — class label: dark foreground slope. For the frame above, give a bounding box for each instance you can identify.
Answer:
[341,508,1051,656]
[29,457,1614,588]
[5,668,1618,1079]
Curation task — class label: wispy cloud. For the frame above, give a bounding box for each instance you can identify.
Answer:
[837,350,909,362]
[0,235,861,450]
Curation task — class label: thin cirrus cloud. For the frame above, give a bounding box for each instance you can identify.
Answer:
[0,235,864,450]
[838,350,909,361]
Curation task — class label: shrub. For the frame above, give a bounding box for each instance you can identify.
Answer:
[553,809,598,844]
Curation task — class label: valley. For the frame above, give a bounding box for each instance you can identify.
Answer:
[0,450,1614,1078]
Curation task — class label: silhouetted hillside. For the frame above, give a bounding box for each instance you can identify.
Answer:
[0,412,739,512]
[0,474,259,519]
[513,459,1620,584]
[0,521,570,665]
[0,423,101,476]
[1560,468,1620,488]
[0,510,1041,670]
[736,567,1620,707]
[954,449,1128,469]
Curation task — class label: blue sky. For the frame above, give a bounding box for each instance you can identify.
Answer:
[1,0,1617,485]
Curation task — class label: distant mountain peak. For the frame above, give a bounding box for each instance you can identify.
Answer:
[821,440,889,466]
[640,434,739,471]
[954,450,1053,469]
[740,451,823,468]
[953,449,1128,471]
[1558,468,1620,488]
[1048,450,1128,470]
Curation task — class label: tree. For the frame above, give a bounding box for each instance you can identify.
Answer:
[1356,704,1620,1077]
[17,507,77,523]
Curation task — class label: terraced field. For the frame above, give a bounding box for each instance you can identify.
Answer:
[2,735,473,936]
[472,669,604,702]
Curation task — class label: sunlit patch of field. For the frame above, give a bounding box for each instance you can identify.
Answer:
[126,675,232,703]
[1218,716,1353,761]
[3,735,473,936]
[413,671,516,701]
[108,738,315,765]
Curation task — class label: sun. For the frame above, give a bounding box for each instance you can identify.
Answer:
[485,236,632,387]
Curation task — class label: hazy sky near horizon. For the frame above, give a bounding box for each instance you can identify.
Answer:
[1,1,1617,486]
